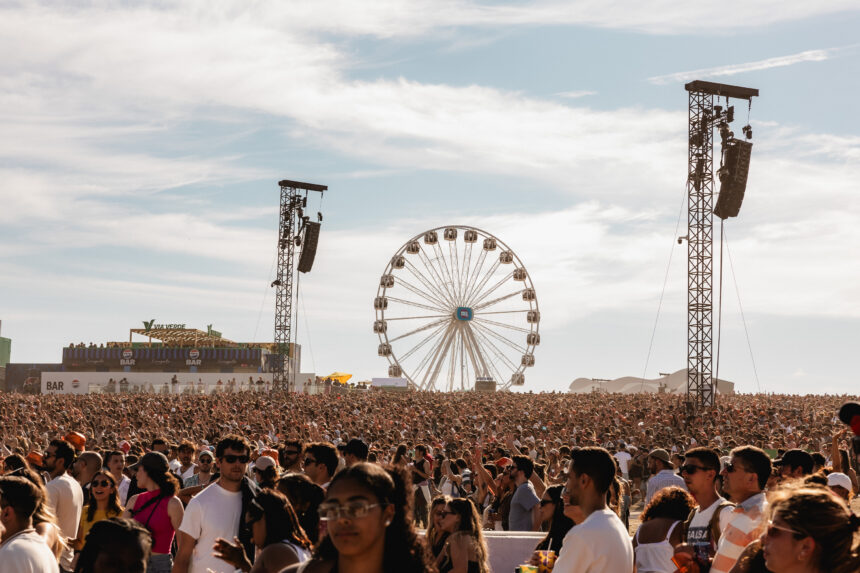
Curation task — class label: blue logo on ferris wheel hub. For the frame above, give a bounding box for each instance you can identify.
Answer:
[455,307,473,321]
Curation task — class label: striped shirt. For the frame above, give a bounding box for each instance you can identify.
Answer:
[644,469,687,504]
[710,492,767,573]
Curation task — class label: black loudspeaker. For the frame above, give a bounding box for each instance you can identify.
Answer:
[714,139,752,219]
[297,222,321,273]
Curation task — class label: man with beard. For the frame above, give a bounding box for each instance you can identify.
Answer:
[173,435,258,573]
[43,439,83,573]
[553,447,633,573]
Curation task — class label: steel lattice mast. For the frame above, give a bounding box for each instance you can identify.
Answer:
[684,81,757,409]
[273,179,326,391]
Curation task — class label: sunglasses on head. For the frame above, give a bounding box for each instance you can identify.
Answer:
[91,479,112,488]
[221,454,249,464]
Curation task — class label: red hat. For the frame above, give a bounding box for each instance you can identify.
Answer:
[26,451,43,467]
[64,431,86,451]
[119,440,131,454]
[495,457,513,468]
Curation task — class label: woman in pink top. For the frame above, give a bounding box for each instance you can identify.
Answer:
[122,452,184,573]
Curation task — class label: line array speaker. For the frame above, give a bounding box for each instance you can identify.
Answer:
[714,139,752,220]
[298,222,321,273]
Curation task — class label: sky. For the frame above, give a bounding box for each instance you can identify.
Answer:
[1,1,859,395]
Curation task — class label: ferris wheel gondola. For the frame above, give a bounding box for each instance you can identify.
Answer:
[374,226,540,391]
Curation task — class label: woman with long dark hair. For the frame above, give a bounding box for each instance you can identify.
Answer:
[75,470,123,550]
[435,497,490,573]
[277,472,325,544]
[284,462,436,573]
[426,495,452,560]
[534,484,574,555]
[213,488,312,572]
[121,452,184,573]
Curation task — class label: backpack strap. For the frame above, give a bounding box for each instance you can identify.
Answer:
[680,507,697,541]
[708,501,735,546]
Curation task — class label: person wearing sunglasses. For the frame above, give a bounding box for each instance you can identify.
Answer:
[760,486,860,573]
[279,441,304,473]
[435,497,490,573]
[426,495,452,561]
[283,462,434,573]
[174,435,258,573]
[303,443,338,490]
[674,447,735,570]
[74,470,122,551]
[533,484,574,556]
[709,446,772,573]
[122,452,184,573]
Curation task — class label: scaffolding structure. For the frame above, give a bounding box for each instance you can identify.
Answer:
[684,81,757,409]
[273,179,326,390]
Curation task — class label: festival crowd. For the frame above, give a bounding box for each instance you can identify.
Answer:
[0,390,858,573]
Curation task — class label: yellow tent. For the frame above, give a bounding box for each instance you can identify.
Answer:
[326,372,353,384]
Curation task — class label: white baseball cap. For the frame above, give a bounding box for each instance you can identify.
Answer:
[827,472,852,491]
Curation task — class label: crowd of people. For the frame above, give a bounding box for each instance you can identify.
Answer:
[0,390,857,572]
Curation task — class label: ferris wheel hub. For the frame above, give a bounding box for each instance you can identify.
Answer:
[454,307,474,321]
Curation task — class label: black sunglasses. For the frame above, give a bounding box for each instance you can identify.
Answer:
[304,457,317,466]
[221,454,250,464]
[283,450,300,456]
[724,461,743,473]
[678,464,712,475]
[539,499,554,506]
[91,479,112,488]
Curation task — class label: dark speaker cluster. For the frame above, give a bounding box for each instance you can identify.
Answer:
[714,139,753,220]
[298,221,321,273]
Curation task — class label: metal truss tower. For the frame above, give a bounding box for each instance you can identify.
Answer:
[273,179,327,390]
[684,81,757,409]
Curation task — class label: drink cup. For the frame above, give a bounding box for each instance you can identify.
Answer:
[537,550,557,572]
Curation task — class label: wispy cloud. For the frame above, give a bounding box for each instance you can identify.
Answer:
[648,48,842,85]
[555,90,597,99]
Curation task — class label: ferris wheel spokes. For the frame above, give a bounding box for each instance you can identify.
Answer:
[464,258,502,307]
[472,316,531,334]
[472,289,524,312]
[393,272,451,310]
[384,296,446,314]
[415,248,457,307]
[471,320,526,354]
[469,270,515,308]
[376,226,539,391]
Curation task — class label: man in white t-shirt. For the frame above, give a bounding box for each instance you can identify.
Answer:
[613,444,632,479]
[176,441,198,483]
[43,439,83,573]
[553,447,633,573]
[174,435,258,573]
[0,476,59,573]
[678,447,734,569]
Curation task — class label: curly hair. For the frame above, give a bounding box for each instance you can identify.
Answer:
[641,486,696,522]
[314,463,435,573]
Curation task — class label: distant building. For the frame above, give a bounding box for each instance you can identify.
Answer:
[569,369,734,395]
[0,319,11,368]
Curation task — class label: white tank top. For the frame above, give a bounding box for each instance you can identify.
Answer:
[634,520,679,573]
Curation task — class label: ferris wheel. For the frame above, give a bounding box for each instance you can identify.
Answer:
[374,226,540,392]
